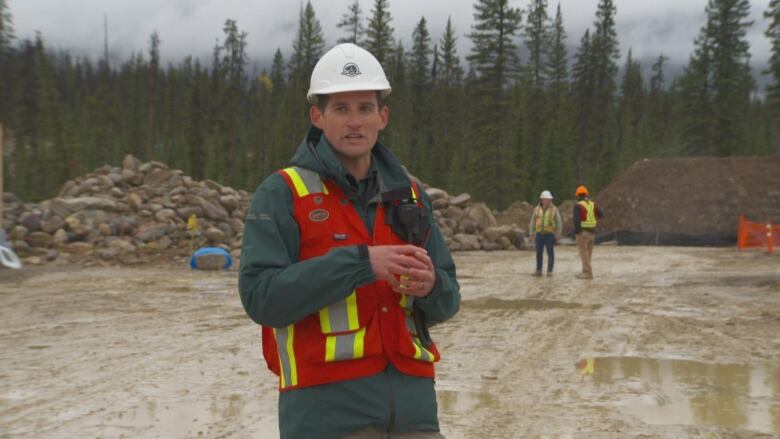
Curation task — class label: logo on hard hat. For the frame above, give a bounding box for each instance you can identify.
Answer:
[341,63,362,77]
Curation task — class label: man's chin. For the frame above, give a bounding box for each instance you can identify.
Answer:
[333,142,372,157]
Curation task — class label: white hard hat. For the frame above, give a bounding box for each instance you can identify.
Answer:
[539,190,554,200]
[307,43,392,104]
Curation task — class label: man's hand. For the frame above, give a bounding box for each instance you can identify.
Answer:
[394,250,436,298]
[368,245,435,296]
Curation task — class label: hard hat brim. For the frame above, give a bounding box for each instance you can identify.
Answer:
[307,83,392,104]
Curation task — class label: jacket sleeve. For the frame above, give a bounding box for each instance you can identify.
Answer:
[238,173,376,328]
[414,191,460,327]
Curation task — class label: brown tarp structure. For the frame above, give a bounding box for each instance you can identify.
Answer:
[593,156,780,246]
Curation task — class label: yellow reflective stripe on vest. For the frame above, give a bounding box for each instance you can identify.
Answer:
[319,291,360,333]
[411,185,418,202]
[534,206,557,233]
[400,294,432,360]
[578,200,597,228]
[320,291,363,362]
[274,325,298,388]
[324,327,367,362]
[412,337,435,362]
[282,166,329,197]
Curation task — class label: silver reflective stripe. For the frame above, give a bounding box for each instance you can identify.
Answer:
[326,299,351,333]
[417,340,434,362]
[275,326,293,387]
[295,167,327,194]
[334,332,357,360]
[406,315,417,335]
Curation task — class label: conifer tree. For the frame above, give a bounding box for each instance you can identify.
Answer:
[467,0,523,208]
[364,0,395,67]
[765,0,780,153]
[337,0,363,44]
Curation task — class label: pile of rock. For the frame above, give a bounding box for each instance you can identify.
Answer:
[1,157,534,267]
[426,188,528,252]
[2,155,249,265]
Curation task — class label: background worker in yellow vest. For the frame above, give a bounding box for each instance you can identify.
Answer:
[528,190,562,276]
[573,185,603,279]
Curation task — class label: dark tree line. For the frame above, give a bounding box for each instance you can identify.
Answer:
[0,0,778,207]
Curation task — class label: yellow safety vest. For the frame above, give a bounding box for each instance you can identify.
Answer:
[578,200,597,229]
[534,206,558,234]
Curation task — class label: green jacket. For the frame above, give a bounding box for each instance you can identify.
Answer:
[239,126,460,439]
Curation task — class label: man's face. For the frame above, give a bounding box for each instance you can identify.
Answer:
[542,199,552,208]
[310,91,389,160]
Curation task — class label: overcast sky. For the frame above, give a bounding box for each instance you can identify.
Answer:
[7,0,775,80]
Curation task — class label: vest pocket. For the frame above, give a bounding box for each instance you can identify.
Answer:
[303,291,381,363]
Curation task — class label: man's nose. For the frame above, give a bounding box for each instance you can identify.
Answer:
[346,110,362,128]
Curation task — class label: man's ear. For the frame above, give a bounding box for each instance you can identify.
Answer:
[378,105,389,130]
[310,105,324,129]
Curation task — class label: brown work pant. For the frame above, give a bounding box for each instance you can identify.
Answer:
[576,230,595,276]
[340,426,445,439]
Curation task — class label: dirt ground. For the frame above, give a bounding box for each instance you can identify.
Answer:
[1,246,779,438]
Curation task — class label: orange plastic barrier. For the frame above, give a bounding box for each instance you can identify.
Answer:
[737,216,778,254]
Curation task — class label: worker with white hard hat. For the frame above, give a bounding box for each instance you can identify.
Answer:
[529,190,563,276]
[239,43,459,439]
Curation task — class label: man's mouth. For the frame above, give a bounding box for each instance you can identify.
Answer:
[345,133,363,140]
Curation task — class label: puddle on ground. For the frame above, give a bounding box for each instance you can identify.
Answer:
[576,357,780,434]
[463,297,601,312]
[437,389,499,413]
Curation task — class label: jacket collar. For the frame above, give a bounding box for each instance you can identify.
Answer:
[289,126,415,202]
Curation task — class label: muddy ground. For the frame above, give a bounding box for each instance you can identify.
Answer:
[1,246,779,438]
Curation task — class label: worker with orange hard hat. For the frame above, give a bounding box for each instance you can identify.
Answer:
[573,185,603,279]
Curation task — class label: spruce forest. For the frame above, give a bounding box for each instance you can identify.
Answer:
[1,0,779,209]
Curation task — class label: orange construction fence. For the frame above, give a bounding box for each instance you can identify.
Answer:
[737,216,778,254]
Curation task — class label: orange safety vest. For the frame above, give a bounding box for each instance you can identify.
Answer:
[261,166,441,392]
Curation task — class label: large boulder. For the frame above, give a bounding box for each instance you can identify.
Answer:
[41,215,65,234]
[203,227,227,243]
[144,168,175,187]
[465,203,497,231]
[50,197,119,218]
[122,154,142,171]
[425,188,449,203]
[482,225,517,244]
[496,201,535,229]
[449,193,471,208]
[135,223,171,242]
[453,233,481,251]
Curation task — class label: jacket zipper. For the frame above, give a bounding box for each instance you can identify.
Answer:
[351,184,396,433]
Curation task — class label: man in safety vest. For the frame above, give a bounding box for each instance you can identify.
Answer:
[238,43,460,439]
[528,190,562,276]
[573,185,603,279]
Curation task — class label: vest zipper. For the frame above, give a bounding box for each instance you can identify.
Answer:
[351,181,395,432]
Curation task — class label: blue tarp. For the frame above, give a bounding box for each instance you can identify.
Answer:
[189,247,233,270]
